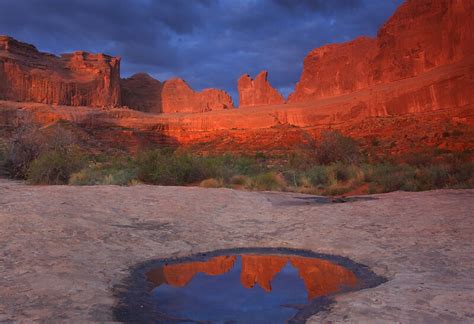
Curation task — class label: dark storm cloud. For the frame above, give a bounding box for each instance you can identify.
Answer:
[0,0,403,102]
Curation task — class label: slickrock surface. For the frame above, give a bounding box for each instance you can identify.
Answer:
[0,180,472,322]
[238,71,285,107]
[0,36,121,108]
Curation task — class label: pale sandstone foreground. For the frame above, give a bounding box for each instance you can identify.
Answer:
[0,180,473,322]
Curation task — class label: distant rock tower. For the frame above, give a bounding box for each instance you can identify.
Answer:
[237,71,285,108]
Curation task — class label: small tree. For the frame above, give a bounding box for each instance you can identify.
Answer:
[315,130,360,164]
[4,113,45,178]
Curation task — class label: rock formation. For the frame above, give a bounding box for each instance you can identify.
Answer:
[240,255,288,291]
[238,71,285,107]
[288,0,474,103]
[161,78,234,113]
[146,256,237,288]
[144,254,357,301]
[120,73,162,113]
[0,36,121,107]
[289,257,357,300]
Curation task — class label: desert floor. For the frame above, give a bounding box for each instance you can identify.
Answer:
[0,179,473,322]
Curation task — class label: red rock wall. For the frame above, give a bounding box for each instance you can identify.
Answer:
[121,73,162,113]
[289,0,474,103]
[161,78,234,113]
[238,71,285,107]
[0,36,121,107]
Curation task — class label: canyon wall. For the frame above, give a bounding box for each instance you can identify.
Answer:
[288,0,474,103]
[238,71,285,107]
[0,36,121,107]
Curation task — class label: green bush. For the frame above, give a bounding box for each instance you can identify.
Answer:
[27,148,86,185]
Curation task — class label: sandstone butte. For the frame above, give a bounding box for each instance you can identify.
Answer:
[145,255,357,300]
[120,73,234,113]
[160,78,234,113]
[238,71,285,107]
[0,0,473,154]
[0,35,121,107]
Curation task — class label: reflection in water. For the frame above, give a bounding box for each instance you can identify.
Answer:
[146,254,357,323]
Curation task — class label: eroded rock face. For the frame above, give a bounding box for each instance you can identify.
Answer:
[121,73,162,113]
[0,36,121,107]
[161,78,234,113]
[288,37,377,101]
[238,71,285,107]
[289,0,474,103]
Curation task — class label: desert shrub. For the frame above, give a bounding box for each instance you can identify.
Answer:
[202,154,262,180]
[329,163,355,182]
[287,151,316,170]
[322,183,353,196]
[5,123,45,178]
[451,162,474,184]
[229,175,250,186]
[27,148,87,185]
[135,150,207,185]
[415,165,450,190]
[366,164,417,193]
[250,172,286,191]
[315,130,360,164]
[404,151,434,167]
[69,166,137,186]
[254,151,266,160]
[135,150,263,186]
[4,114,80,179]
[0,146,5,165]
[304,166,329,187]
[199,178,223,188]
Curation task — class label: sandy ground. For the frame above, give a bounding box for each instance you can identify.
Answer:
[0,179,473,322]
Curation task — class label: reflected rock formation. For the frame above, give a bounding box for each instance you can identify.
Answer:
[146,255,237,287]
[147,254,357,300]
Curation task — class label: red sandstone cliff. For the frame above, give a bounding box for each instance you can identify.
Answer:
[0,36,121,107]
[288,0,474,103]
[161,78,234,113]
[120,73,162,113]
[238,71,285,107]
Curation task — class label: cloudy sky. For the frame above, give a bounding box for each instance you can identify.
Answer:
[0,0,402,102]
